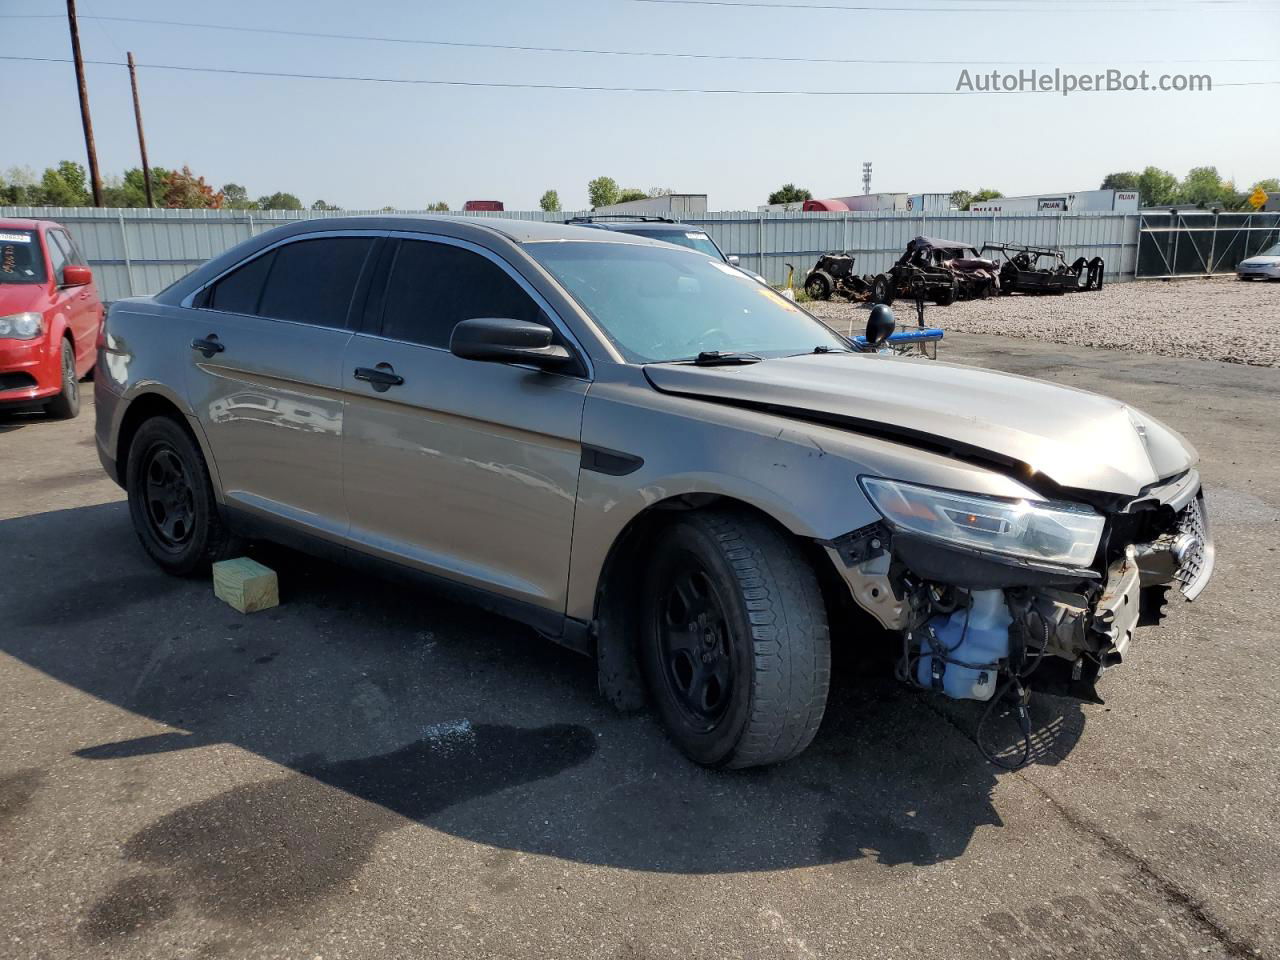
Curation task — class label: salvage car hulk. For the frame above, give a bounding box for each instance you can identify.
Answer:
[94,216,1214,769]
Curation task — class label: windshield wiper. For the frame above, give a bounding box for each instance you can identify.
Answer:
[691,351,764,366]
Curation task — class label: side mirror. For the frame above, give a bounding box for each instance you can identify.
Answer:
[865,304,896,347]
[62,265,92,287]
[726,255,741,267]
[450,317,572,369]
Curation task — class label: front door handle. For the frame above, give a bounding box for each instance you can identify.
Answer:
[191,335,225,358]
[353,364,404,392]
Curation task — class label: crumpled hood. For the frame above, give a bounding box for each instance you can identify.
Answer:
[644,353,1196,496]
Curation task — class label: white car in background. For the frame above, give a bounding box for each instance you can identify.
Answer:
[1237,242,1280,280]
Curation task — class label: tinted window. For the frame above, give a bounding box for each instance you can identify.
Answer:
[380,240,541,348]
[257,237,375,327]
[46,230,69,284]
[207,250,276,314]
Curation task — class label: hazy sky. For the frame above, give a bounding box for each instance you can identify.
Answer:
[4,0,1278,210]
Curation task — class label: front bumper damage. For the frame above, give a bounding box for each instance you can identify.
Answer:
[823,477,1214,715]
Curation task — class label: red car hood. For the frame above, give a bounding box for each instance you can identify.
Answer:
[0,283,48,316]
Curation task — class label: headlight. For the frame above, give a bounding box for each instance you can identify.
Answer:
[0,312,43,340]
[860,476,1105,568]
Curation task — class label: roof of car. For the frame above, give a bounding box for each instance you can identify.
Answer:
[263,214,666,247]
[565,218,702,234]
[0,219,55,231]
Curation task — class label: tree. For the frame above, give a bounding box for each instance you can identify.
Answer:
[616,188,647,204]
[162,166,223,208]
[100,168,168,207]
[539,189,560,212]
[1251,177,1280,194]
[647,186,673,197]
[767,183,811,205]
[1178,166,1230,208]
[969,188,1003,208]
[256,191,303,210]
[587,176,619,209]
[39,161,91,206]
[311,199,339,211]
[221,183,258,209]
[0,166,41,205]
[1136,166,1179,207]
[950,189,972,212]
[426,201,449,212]
[1100,171,1140,192]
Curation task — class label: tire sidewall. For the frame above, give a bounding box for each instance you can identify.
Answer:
[640,519,755,767]
[45,338,80,418]
[126,417,219,576]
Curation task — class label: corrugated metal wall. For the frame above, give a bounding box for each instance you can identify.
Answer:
[1,206,1141,301]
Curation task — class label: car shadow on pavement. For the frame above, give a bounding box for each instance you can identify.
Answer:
[2,502,1088,910]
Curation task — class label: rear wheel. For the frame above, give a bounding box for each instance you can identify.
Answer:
[126,416,237,576]
[43,338,80,420]
[640,510,831,768]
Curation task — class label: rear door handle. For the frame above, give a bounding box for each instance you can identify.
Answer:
[191,335,225,357]
[353,364,404,392]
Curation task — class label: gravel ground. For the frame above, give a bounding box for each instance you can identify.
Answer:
[804,276,1280,367]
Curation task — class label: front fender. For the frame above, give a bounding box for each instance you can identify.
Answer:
[565,369,1044,621]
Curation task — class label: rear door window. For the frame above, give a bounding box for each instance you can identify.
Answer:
[379,239,542,348]
[206,250,276,314]
[203,237,375,327]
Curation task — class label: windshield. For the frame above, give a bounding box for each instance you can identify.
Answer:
[622,228,724,260]
[529,240,849,363]
[1258,242,1280,257]
[0,230,47,285]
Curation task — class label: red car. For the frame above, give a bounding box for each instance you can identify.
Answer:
[0,219,103,418]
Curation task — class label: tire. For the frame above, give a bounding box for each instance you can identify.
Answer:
[43,338,81,420]
[640,509,831,769]
[932,278,958,306]
[126,416,237,576]
[804,271,832,301]
[871,275,895,306]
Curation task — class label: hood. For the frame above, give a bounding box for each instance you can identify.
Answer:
[644,353,1195,497]
[1239,256,1280,266]
[0,282,47,316]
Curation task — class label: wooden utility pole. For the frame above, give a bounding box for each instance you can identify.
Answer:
[66,0,103,206]
[127,53,154,207]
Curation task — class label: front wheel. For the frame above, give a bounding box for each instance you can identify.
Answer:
[126,416,237,576]
[43,338,81,419]
[640,510,831,768]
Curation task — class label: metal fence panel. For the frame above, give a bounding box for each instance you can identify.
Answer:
[3,205,1145,295]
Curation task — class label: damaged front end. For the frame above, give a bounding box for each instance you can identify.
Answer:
[823,472,1213,764]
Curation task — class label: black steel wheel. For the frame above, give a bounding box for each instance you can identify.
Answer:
[126,416,237,576]
[142,445,197,549]
[655,561,735,729]
[640,509,831,769]
[43,338,80,419]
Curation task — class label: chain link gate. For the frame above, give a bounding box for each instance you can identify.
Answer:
[1136,210,1280,278]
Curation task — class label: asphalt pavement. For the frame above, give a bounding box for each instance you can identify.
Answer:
[1,334,1277,959]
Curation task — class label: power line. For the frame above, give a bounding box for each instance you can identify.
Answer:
[626,0,1280,9]
[1,13,1275,64]
[4,55,1276,93]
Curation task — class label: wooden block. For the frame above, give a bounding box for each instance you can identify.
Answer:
[212,557,279,614]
